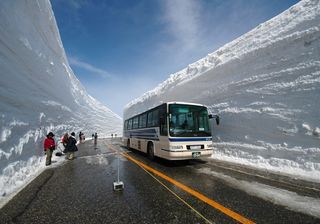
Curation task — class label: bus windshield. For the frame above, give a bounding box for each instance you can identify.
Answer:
[169,104,211,137]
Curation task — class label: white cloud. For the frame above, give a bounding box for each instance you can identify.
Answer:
[162,0,203,51]
[84,75,160,116]
[68,56,111,78]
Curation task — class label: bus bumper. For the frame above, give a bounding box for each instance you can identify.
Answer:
[160,149,213,160]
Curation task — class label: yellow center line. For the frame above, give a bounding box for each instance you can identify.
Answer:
[106,142,255,224]
[138,160,214,224]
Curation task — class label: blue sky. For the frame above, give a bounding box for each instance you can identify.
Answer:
[51,0,299,116]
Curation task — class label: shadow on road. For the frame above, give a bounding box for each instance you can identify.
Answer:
[122,146,208,168]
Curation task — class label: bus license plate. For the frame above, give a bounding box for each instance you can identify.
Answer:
[190,145,201,150]
[192,152,201,158]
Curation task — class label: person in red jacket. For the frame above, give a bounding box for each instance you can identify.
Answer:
[44,132,56,166]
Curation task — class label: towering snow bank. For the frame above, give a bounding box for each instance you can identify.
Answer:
[125,0,320,181]
[0,0,122,202]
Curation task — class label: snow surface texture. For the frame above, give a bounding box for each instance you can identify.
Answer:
[0,0,122,203]
[125,0,320,182]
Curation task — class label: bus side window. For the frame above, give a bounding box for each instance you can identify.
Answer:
[139,113,147,128]
[160,116,167,136]
[147,111,153,127]
[159,104,167,136]
[133,117,139,129]
[128,119,133,130]
[153,109,159,126]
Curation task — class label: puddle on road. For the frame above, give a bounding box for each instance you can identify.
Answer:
[85,155,109,165]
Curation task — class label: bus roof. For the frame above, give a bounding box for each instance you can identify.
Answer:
[167,101,207,107]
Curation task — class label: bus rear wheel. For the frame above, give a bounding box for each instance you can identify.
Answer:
[147,142,155,160]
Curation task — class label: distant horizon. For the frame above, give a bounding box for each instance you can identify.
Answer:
[51,0,299,116]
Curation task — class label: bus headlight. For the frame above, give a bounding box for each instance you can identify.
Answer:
[170,145,184,150]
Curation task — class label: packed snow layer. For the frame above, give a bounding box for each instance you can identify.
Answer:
[125,0,320,181]
[0,0,122,203]
[198,168,320,218]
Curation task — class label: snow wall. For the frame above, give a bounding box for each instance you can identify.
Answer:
[0,0,122,202]
[125,0,320,181]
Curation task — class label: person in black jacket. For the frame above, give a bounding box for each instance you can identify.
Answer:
[94,132,98,145]
[65,132,78,160]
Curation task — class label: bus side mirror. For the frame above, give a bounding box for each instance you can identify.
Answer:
[209,114,220,125]
[215,116,220,125]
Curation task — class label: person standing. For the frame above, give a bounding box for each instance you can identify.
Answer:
[94,132,98,145]
[43,132,55,166]
[62,133,69,153]
[79,131,82,143]
[66,132,78,160]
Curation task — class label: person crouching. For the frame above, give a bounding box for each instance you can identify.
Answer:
[44,132,55,166]
[65,132,78,160]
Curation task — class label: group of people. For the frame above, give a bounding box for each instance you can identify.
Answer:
[43,131,78,166]
[44,130,103,166]
[61,132,78,160]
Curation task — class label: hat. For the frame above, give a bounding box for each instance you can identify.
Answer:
[71,132,75,136]
[47,132,55,137]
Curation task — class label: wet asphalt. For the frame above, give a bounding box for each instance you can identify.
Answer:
[0,138,319,224]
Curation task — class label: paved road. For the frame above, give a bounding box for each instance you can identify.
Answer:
[1,138,319,224]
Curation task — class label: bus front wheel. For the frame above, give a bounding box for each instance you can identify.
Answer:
[147,142,155,161]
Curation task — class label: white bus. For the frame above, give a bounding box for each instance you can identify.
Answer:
[123,102,219,160]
